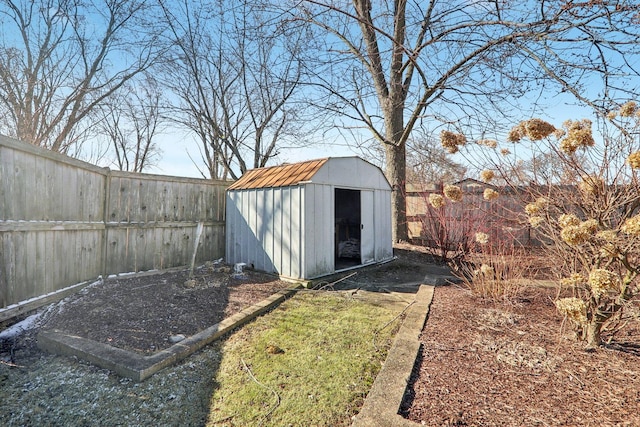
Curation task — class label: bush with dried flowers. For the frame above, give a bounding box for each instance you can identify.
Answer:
[441,103,640,348]
[500,107,640,348]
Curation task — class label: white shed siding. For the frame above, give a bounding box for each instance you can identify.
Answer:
[302,184,334,278]
[360,190,375,264]
[375,189,393,261]
[226,186,305,278]
[309,157,389,189]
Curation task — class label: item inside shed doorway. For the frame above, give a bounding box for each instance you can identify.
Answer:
[335,188,363,270]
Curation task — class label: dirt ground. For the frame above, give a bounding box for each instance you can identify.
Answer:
[38,265,293,355]
[1,250,438,364]
[400,284,640,426]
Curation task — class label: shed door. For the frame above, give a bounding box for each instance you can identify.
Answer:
[360,190,375,264]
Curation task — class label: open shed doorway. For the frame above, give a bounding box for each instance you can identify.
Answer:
[334,188,362,270]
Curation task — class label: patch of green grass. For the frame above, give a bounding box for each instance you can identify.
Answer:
[206,291,403,427]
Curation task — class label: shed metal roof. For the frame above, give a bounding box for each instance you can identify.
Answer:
[227,158,329,190]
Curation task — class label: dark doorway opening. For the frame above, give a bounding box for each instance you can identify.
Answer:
[334,188,361,270]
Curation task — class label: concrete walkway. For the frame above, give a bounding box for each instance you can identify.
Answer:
[351,285,434,427]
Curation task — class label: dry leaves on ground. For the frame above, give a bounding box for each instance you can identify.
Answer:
[401,285,640,427]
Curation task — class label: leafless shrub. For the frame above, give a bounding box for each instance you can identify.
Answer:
[460,111,640,348]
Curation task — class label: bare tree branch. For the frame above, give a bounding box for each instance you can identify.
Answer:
[0,0,165,154]
[291,0,640,241]
[158,0,307,180]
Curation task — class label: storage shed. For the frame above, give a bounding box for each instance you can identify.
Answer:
[225,157,393,279]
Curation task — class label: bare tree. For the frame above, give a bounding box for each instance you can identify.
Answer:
[158,0,307,180]
[0,0,164,154]
[406,134,466,185]
[290,0,640,241]
[98,76,164,172]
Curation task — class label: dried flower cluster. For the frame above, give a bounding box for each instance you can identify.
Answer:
[524,197,548,215]
[507,125,524,142]
[588,269,619,298]
[529,216,544,228]
[560,226,587,245]
[500,148,511,156]
[477,139,498,148]
[523,118,557,140]
[619,101,638,117]
[555,297,587,324]
[475,232,489,245]
[443,184,463,202]
[560,219,598,245]
[608,101,640,120]
[440,130,467,154]
[524,203,540,215]
[480,169,495,182]
[626,151,640,169]
[559,119,595,155]
[560,273,586,287]
[621,214,640,236]
[508,119,556,142]
[558,213,580,228]
[578,175,604,196]
[428,193,445,208]
[483,188,499,201]
[479,263,494,276]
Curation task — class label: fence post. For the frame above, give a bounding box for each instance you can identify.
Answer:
[189,222,205,278]
[101,167,112,281]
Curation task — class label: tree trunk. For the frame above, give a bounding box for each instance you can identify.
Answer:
[584,320,603,349]
[385,142,408,242]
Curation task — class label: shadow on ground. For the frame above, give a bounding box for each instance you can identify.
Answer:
[316,248,460,294]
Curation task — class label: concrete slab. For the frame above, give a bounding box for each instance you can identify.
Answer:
[352,285,434,427]
[38,287,300,381]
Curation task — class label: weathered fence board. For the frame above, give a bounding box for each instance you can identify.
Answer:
[407,180,539,249]
[0,135,229,320]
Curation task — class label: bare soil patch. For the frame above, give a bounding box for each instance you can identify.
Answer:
[401,284,640,426]
[40,265,293,355]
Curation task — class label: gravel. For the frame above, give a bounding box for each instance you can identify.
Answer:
[1,324,223,426]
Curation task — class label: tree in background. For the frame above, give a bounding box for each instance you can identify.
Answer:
[406,134,466,185]
[291,0,640,241]
[97,76,165,172]
[0,0,164,155]
[158,0,308,180]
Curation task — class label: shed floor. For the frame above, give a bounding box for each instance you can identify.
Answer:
[335,257,361,271]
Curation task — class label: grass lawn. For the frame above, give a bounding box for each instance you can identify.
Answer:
[206,291,404,426]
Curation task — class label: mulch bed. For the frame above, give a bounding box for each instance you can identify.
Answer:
[400,285,640,426]
[40,265,293,355]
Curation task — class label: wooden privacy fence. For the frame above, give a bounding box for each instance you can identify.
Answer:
[0,135,229,320]
[406,179,539,249]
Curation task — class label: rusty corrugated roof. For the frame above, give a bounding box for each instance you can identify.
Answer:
[227,158,329,190]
